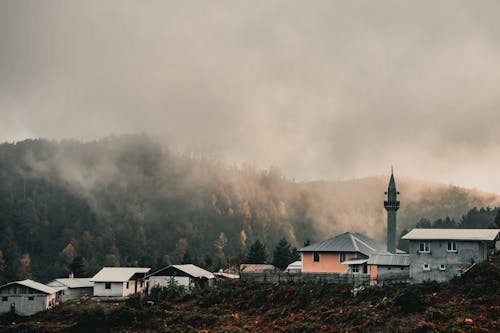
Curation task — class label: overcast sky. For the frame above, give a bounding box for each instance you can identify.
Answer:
[1,1,500,193]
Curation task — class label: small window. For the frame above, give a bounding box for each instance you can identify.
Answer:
[419,243,430,253]
[126,282,129,289]
[339,253,347,262]
[2,296,7,302]
[423,264,431,271]
[28,296,34,301]
[105,282,111,289]
[439,264,446,271]
[447,241,457,252]
[313,252,320,262]
[400,267,405,270]
[387,267,391,270]
[352,266,359,273]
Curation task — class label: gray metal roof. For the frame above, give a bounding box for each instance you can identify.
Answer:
[0,279,58,294]
[402,228,500,241]
[299,232,386,256]
[90,267,151,282]
[367,254,410,266]
[47,278,94,289]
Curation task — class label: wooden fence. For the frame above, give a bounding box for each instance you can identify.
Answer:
[239,272,370,286]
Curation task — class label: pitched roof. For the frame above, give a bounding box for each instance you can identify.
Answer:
[285,261,302,271]
[148,264,214,279]
[90,267,151,282]
[402,229,500,241]
[47,278,94,289]
[367,254,410,266]
[239,264,277,273]
[0,279,58,294]
[298,232,386,256]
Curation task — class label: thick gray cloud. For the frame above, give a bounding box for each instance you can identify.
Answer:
[1,0,500,192]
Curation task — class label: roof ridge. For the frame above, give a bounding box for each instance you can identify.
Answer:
[352,234,378,252]
[349,233,360,252]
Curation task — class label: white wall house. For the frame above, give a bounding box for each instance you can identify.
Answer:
[402,228,500,283]
[0,279,59,316]
[47,278,93,302]
[90,267,150,297]
[148,264,215,291]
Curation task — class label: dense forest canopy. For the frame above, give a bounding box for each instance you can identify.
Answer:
[0,135,499,283]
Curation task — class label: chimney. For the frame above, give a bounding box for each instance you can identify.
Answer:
[69,272,74,279]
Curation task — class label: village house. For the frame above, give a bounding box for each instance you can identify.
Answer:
[90,267,150,297]
[298,232,387,273]
[0,279,59,316]
[147,264,215,291]
[402,228,500,283]
[367,253,410,284]
[47,274,93,302]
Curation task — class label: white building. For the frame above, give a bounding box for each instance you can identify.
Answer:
[47,277,93,302]
[0,279,59,316]
[285,260,302,273]
[90,267,150,297]
[402,228,500,283]
[148,264,215,291]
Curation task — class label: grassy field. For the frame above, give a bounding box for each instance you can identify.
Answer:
[1,259,499,332]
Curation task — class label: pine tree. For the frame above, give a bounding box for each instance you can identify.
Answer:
[69,256,87,277]
[273,238,294,270]
[245,240,267,264]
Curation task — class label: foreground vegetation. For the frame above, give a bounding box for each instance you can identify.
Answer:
[1,259,499,333]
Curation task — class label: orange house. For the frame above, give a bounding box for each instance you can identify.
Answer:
[299,232,386,273]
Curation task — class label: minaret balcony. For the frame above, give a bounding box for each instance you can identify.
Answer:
[384,200,400,209]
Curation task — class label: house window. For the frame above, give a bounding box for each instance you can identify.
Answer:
[105,282,111,289]
[439,264,446,271]
[28,296,34,301]
[419,243,430,253]
[313,252,320,262]
[423,263,431,271]
[447,241,457,252]
[126,282,129,289]
[352,266,359,273]
[2,297,7,302]
[339,253,347,262]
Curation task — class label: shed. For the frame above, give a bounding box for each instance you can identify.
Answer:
[0,279,59,316]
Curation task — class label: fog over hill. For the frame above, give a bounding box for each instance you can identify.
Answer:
[1,135,499,282]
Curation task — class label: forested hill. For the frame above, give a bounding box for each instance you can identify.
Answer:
[1,135,499,282]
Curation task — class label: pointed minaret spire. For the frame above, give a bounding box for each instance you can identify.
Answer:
[384,168,400,253]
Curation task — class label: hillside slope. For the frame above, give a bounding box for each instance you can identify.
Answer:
[0,135,499,281]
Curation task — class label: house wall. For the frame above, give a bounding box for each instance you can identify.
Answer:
[93,282,125,297]
[60,287,93,302]
[0,287,56,316]
[149,276,191,292]
[122,279,146,296]
[301,252,357,273]
[409,240,486,283]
